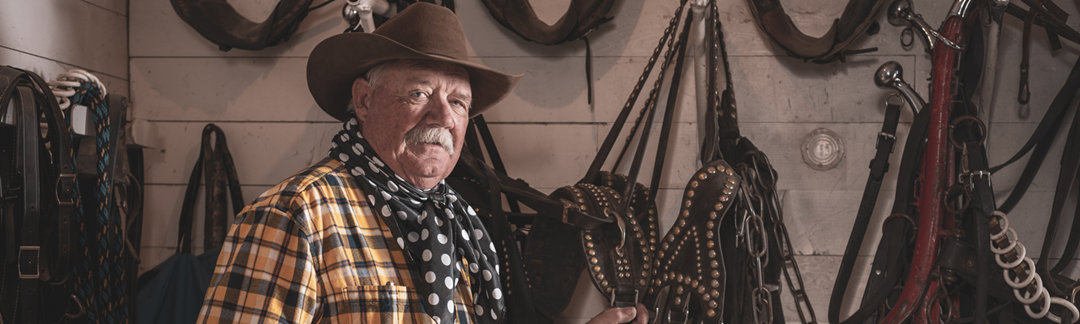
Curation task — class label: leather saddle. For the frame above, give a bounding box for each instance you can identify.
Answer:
[170,0,316,51]
[480,0,616,44]
[747,0,886,62]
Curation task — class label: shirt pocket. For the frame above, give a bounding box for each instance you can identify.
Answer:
[340,285,426,324]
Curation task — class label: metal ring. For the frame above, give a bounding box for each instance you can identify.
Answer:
[948,115,988,149]
[901,27,915,48]
[943,184,970,214]
[996,241,1027,269]
[1024,287,1052,319]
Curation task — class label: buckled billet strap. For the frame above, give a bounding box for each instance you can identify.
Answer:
[0,65,76,324]
[170,0,318,51]
[828,96,901,324]
[478,155,538,324]
[178,124,244,254]
[833,88,932,324]
[479,0,614,45]
[746,0,886,63]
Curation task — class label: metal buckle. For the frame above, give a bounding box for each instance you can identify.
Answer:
[19,246,40,279]
[56,173,75,206]
[875,132,896,149]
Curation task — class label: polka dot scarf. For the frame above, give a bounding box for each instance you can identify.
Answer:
[329,117,505,324]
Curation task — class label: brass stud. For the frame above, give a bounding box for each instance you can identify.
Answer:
[709,211,718,219]
[706,241,714,248]
[690,181,699,188]
[678,219,687,227]
[725,168,734,175]
[588,249,596,256]
[673,227,681,235]
[710,290,719,298]
[697,173,707,180]
[706,231,714,239]
[676,286,684,295]
[707,309,717,317]
[708,250,716,258]
[602,279,609,286]
[711,280,719,288]
[725,183,735,190]
[714,203,724,211]
[683,200,692,208]
[707,221,715,229]
[639,279,647,286]
[585,234,593,240]
[681,210,690,217]
[662,242,669,250]
[674,297,683,305]
[709,300,718,309]
[722,188,732,195]
[712,270,720,278]
[586,242,595,248]
[707,166,717,174]
[676,274,684,282]
[697,286,706,294]
[710,260,719,268]
[720,195,730,202]
[717,165,726,172]
[590,257,598,264]
[687,190,695,198]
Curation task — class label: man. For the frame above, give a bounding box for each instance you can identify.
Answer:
[196,3,646,323]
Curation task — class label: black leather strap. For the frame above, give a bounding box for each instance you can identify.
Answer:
[991,53,1080,213]
[178,124,244,254]
[1035,100,1080,297]
[828,96,902,324]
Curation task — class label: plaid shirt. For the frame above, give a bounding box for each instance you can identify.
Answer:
[197,158,476,324]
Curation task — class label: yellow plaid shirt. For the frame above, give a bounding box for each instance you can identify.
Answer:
[197,158,476,324]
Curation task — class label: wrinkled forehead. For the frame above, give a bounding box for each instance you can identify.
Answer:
[373,59,470,88]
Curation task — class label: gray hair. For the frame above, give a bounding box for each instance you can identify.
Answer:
[348,59,470,113]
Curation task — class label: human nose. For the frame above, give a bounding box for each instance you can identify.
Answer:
[424,94,457,127]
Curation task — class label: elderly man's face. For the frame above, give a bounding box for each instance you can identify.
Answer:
[352,62,472,190]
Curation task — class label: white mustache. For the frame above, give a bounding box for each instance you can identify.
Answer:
[404,126,455,156]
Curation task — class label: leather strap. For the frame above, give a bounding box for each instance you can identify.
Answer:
[828,96,902,324]
[1019,10,1035,104]
[1035,100,1080,297]
[178,124,244,254]
[991,54,1080,213]
[16,86,41,324]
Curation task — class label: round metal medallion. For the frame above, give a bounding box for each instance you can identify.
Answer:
[801,128,844,171]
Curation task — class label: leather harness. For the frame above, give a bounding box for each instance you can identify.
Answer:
[0,66,78,324]
[479,0,614,45]
[170,0,333,51]
[746,0,886,63]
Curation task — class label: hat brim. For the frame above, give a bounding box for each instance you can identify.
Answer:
[308,32,522,121]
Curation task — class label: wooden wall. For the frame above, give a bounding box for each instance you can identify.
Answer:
[6,0,1080,322]
[0,0,129,101]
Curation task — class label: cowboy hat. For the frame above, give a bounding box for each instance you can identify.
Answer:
[307,3,522,121]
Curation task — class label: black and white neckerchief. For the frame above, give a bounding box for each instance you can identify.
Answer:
[329,117,505,324]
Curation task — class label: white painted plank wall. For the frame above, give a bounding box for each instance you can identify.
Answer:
[0,0,129,99]
[126,0,1080,323]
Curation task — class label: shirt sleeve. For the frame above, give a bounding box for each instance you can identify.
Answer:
[196,190,319,324]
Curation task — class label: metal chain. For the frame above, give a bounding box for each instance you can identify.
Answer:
[613,0,689,171]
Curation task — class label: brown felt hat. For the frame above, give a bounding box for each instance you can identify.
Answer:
[307,3,522,121]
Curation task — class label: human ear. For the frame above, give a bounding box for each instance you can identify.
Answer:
[351,77,372,123]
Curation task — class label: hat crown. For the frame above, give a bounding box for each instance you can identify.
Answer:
[374,4,469,61]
